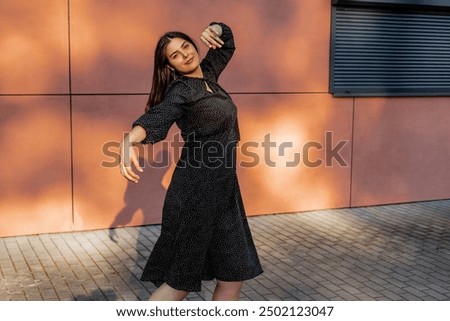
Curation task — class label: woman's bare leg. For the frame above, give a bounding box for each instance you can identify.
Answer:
[149,283,189,301]
[212,280,242,301]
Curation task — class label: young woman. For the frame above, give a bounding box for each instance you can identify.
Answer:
[120,22,263,301]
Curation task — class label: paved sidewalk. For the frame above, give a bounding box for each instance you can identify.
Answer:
[1,200,450,301]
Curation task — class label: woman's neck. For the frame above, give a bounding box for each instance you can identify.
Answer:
[183,66,204,79]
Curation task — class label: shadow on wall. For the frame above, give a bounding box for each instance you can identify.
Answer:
[108,153,170,239]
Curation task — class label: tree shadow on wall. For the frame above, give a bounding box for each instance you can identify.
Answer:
[108,150,172,300]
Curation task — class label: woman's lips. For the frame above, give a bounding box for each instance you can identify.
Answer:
[185,57,194,64]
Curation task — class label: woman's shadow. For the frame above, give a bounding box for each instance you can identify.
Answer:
[108,150,173,300]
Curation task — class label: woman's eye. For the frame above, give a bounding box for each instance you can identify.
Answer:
[183,43,189,49]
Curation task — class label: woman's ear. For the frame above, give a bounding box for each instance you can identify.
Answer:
[166,65,175,71]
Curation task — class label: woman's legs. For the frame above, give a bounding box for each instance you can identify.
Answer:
[149,283,189,301]
[149,280,242,301]
[212,280,242,301]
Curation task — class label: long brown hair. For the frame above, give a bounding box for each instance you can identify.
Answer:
[145,31,199,112]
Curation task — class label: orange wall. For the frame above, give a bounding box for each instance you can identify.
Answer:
[1,0,449,237]
[351,97,450,206]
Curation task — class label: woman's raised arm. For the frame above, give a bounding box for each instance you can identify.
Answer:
[200,22,236,81]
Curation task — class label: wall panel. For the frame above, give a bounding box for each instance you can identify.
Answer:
[234,94,353,215]
[351,97,450,206]
[0,96,72,237]
[0,0,69,94]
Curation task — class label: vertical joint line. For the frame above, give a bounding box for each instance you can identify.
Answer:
[349,98,355,207]
[67,0,75,228]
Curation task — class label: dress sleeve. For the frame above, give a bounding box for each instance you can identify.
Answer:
[132,81,186,144]
[201,22,236,82]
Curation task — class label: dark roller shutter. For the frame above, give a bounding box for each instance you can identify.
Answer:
[330,2,450,96]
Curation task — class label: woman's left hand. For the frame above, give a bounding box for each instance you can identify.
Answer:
[200,25,224,49]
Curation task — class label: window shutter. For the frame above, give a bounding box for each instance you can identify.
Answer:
[331,4,450,96]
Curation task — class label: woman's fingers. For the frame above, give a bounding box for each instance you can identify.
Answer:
[130,151,143,173]
[121,164,140,183]
[200,27,224,49]
[201,35,222,49]
[119,144,142,183]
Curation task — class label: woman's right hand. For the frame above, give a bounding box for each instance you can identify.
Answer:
[120,135,143,183]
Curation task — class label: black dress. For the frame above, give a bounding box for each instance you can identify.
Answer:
[133,22,263,292]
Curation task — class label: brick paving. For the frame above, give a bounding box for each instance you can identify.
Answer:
[0,199,449,301]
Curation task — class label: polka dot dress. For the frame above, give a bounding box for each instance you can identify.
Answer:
[133,22,263,292]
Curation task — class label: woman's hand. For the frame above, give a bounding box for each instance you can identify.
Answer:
[200,24,224,49]
[119,126,146,183]
[120,132,144,183]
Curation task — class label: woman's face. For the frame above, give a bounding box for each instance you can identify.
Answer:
[165,38,200,76]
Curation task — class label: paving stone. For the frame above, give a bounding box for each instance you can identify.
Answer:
[424,289,449,300]
[9,293,26,300]
[334,290,358,300]
[380,289,405,300]
[242,290,265,300]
